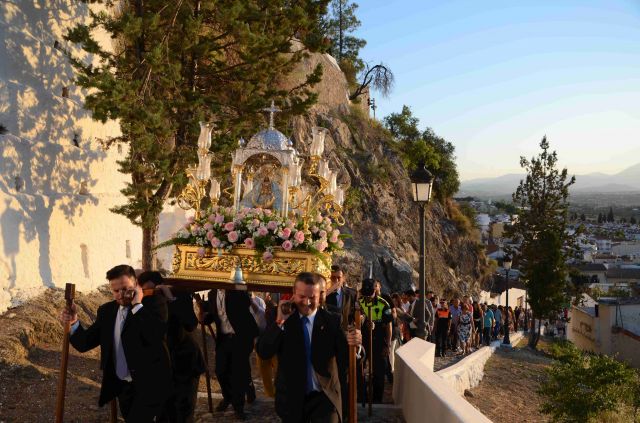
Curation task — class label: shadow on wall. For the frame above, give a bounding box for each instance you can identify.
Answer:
[0,1,106,288]
[157,207,188,271]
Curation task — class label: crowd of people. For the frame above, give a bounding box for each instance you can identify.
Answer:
[59,263,534,423]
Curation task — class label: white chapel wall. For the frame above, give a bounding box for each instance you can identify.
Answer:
[0,1,182,312]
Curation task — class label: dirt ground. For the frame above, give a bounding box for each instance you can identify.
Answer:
[466,338,553,423]
[0,287,399,423]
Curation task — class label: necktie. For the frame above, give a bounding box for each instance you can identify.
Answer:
[115,306,130,380]
[336,289,342,309]
[301,316,314,394]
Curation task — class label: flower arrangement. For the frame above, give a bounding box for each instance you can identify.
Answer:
[158,206,347,261]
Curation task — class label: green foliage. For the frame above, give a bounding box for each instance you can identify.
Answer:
[507,137,576,346]
[494,200,518,215]
[448,200,474,235]
[65,0,329,266]
[383,105,460,201]
[540,343,638,422]
[323,0,367,80]
[343,187,363,211]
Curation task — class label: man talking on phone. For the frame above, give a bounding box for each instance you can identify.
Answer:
[59,265,171,422]
[257,272,362,423]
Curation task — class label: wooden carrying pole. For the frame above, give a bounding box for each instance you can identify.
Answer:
[110,399,118,423]
[194,294,214,414]
[348,295,362,423]
[55,283,75,423]
[368,312,373,417]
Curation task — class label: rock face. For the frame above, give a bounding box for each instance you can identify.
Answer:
[283,51,488,297]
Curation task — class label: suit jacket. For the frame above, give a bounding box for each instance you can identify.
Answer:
[166,294,206,380]
[203,289,259,344]
[70,295,172,407]
[325,286,356,331]
[257,308,347,423]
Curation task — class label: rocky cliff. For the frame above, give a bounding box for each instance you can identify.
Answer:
[281,50,489,297]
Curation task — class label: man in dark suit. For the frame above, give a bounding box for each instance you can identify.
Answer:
[138,271,205,423]
[257,272,362,423]
[200,288,258,420]
[325,264,357,331]
[60,265,172,423]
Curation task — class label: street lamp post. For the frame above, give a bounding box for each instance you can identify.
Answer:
[502,255,512,346]
[410,165,434,340]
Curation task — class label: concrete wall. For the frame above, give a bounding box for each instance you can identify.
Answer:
[437,332,523,395]
[567,307,598,353]
[393,339,492,423]
[0,1,184,312]
[568,303,640,368]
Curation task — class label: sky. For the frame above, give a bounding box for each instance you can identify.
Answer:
[354,0,640,180]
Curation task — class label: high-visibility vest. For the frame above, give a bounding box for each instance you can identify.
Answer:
[359,297,389,322]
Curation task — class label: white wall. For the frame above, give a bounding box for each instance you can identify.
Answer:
[0,1,179,312]
[393,339,492,423]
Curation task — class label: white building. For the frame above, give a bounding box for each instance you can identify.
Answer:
[0,1,183,312]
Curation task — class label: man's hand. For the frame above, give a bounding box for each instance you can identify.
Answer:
[276,299,293,322]
[132,284,144,304]
[60,303,78,326]
[347,328,362,347]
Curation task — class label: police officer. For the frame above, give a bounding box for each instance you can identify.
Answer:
[358,279,392,403]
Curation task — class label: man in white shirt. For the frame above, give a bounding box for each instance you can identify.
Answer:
[60,265,171,423]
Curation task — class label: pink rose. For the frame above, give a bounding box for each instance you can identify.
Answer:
[282,227,292,239]
[210,237,221,248]
[257,226,269,237]
[245,237,255,248]
[337,239,344,248]
[264,209,272,216]
[204,222,213,231]
[187,216,195,224]
[207,230,215,241]
[252,219,261,228]
[315,241,328,252]
[224,221,235,231]
[193,224,201,232]
[316,214,323,223]
[286,220,295,229]
[282,240,293,251]
[294,230,305,244]
[267,220,278,231]
[215,214,224,224]
[227,231,239,243]
[332,229,340,237]
[197,247,206,257]
[330,235,339,243]
[262,251,274,261]
[208,214,216,222]
[319,230,327,239]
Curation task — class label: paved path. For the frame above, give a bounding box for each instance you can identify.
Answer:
[194,398,404,422]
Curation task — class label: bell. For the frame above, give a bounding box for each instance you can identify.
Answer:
[231,264,247,290]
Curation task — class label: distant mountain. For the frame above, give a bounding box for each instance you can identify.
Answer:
[459,163,640,197]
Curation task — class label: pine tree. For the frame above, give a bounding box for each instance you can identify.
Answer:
[597,213,603,224]
[508,136,575,349]
[65,0,329,269]
[631,216,637,225]
[580,213,586,222]
[324,0,366,71]
[607,207,614,223]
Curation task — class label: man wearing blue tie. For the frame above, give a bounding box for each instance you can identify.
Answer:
[257,272,362,423]
[325,265,356,331]
[60,265,171,422]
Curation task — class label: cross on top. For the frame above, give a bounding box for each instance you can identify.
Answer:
[262,100,281,129]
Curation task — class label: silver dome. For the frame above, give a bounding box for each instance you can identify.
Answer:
[247,128,290,150]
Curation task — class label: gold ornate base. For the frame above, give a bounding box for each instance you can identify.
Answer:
[171,245,331,289]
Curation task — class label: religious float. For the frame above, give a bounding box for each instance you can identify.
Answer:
[161,103,347,292]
